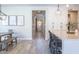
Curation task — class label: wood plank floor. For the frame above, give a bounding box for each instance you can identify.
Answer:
[0,40,50,54]
[0,31,50,54]
[1,30,79,54]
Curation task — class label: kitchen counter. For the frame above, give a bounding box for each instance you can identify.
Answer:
[50,30,79,54]
[50,30,79,39]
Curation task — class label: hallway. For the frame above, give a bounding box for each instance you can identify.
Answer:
[32,31,45,40]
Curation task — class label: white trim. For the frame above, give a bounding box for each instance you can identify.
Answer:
[17,37,32,40]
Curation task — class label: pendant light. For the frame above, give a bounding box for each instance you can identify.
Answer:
[56,4,60,14]
[0,4,7,20]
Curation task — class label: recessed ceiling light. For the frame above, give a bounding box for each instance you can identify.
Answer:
[66,4,69,8]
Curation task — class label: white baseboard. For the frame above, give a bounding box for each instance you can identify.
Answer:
[17,37,32,40]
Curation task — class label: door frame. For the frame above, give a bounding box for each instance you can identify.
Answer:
[32,10,46,40]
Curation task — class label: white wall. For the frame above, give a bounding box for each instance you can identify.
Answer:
[0,4,79,40]
[0,5,32,40]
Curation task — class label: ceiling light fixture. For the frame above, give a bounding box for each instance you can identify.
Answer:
[0,4,7,20]
[57,4,60,14]
[66,4,69,8]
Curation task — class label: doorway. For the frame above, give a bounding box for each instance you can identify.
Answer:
[32,10,45,40]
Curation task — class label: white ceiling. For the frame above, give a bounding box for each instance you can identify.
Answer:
[1,4,79,8]
[1,4,79,6]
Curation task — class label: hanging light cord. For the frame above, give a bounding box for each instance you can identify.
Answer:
[57,4,60,11]
[0,4,1,15]
[0,4,7,16]
[0,4,7,20]
[0,4,1,12]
